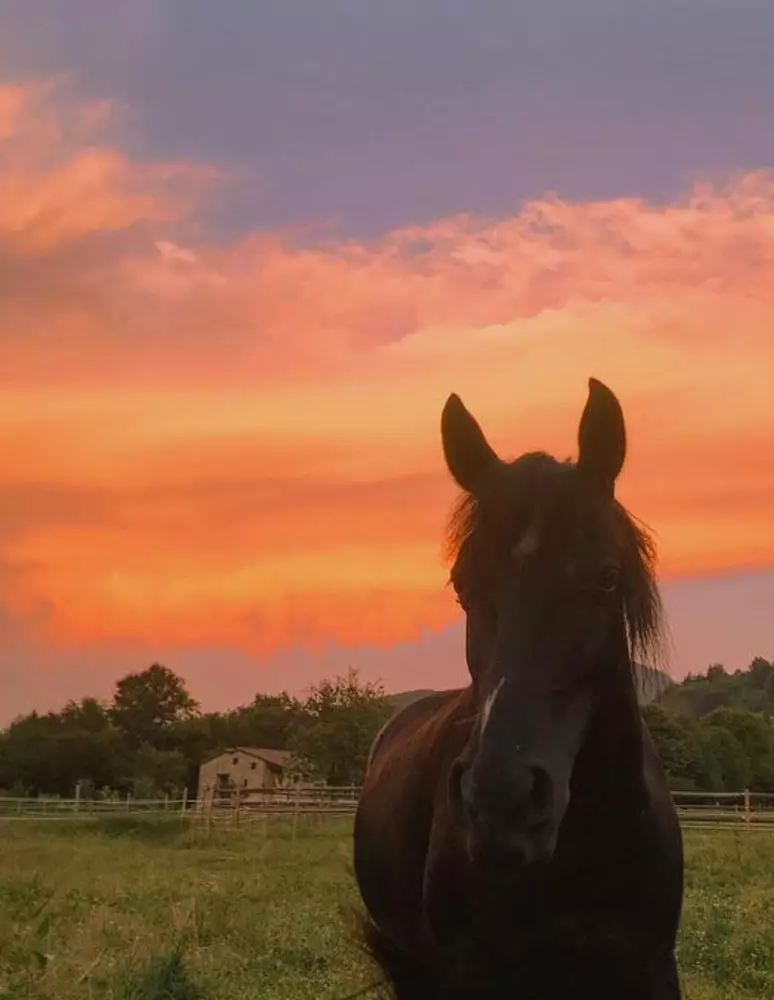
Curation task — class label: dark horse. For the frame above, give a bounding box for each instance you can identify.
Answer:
[353,378,683,999]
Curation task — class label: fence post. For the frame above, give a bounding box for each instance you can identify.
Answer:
[180,787,188,817]
[206,786,214,835]
[291,780,301,842]
[261,806,269,841]
[74,781,81,813]
[744,788,751,827]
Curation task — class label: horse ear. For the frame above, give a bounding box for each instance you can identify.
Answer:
[441,393,499,493]
[577,377,626,495]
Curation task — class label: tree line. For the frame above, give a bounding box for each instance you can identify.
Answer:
[0,665,392,798]
[1,656,773,799]
[642,657,774,793]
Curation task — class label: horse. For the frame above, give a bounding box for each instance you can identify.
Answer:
[352,378,684,999]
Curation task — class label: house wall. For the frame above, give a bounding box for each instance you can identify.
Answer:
[196,751,274,806]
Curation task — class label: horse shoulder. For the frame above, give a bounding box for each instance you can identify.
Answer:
[365,688,464,777]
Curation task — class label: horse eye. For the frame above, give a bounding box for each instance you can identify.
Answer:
[455,582,497,619]
[453,583,474,613]
[596,565,620,593]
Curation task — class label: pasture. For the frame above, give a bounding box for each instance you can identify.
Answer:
[0,817,773,1000]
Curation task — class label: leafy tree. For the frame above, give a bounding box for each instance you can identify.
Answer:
[748,657,773,689]
[703,708,774,791]
[0,713,60,794]
[110,664,199,747]
[706,663,726,682]
[201,693,302,750]
[60,697,110,733]
[642,704,704,790]
[288,668,392,786]
[0,704,130,796]
[700,725,749,791]
[131,743,189,797]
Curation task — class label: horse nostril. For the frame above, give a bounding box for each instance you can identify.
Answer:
[496,765,554,826]
[451,759,554,832]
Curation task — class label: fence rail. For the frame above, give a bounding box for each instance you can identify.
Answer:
[674,789,774,829]
[3,787,774,830]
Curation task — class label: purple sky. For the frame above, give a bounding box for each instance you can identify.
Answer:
[1,2,773,720]
[3,0,773,239]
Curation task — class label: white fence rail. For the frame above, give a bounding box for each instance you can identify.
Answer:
[2,787,774,829]
[673,789,774,828]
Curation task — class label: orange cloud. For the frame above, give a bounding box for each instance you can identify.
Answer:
[0,78,214,253]
[1,79,774,664]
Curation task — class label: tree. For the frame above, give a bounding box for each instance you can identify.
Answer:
[706,663,726,682]
[288,668,392,786]
[641,704,704,790]
[110,664,199,747]
[699,725,749,791]
[703,708,774,791]
[748,657,773,689]
[60,697,110,733]
[202,693,302,750]
[0,712,60,795]
[0,704,131,796]
[131,743,189,798]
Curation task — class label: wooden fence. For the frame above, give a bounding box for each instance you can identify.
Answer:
[2,787,774,831]
[673,789,774,829]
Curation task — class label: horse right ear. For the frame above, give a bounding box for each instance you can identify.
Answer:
[441,394,499,493]
[577,377,626,496]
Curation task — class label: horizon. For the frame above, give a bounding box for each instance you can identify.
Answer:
[1,649,744,726]
[2,3,774,726]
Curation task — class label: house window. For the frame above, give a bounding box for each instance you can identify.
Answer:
[250,762,256,770]
[232,756,239,765]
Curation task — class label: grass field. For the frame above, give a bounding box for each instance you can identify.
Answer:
[1,816,773,999]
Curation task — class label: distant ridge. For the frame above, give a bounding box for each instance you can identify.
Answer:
[386,689,438,713]
[387,665,674,714]
[634,662,676,704]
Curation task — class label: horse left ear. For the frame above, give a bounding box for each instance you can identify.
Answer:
[577,377,626,495]
[441,393,499,493]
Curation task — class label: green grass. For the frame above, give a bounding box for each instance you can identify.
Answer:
[0,816,773,999]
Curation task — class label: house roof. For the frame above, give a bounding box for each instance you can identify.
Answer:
[202,746,294,768]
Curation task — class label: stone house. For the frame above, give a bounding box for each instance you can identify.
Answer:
[196,746,298,807]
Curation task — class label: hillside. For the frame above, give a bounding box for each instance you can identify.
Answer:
[658,658,774,718]
[386,660,774,794]
[386,689,439,712]
[387,663,674,714]
[635,663,676,704]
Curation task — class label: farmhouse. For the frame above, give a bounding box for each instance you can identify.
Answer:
[197,746,299,806]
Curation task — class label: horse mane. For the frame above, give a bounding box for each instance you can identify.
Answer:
[443,454,667,673]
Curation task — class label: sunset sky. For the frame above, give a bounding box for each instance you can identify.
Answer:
[2,3,774,724]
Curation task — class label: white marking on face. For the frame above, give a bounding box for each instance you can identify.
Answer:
[511,518,541,560]
[480,677,505,735]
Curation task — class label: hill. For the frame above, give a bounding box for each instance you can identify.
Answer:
[387,663,674,715]
[386,689,438,712]
[385,660,774,794]
[658,657,774,718]
[636,662,676,704]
